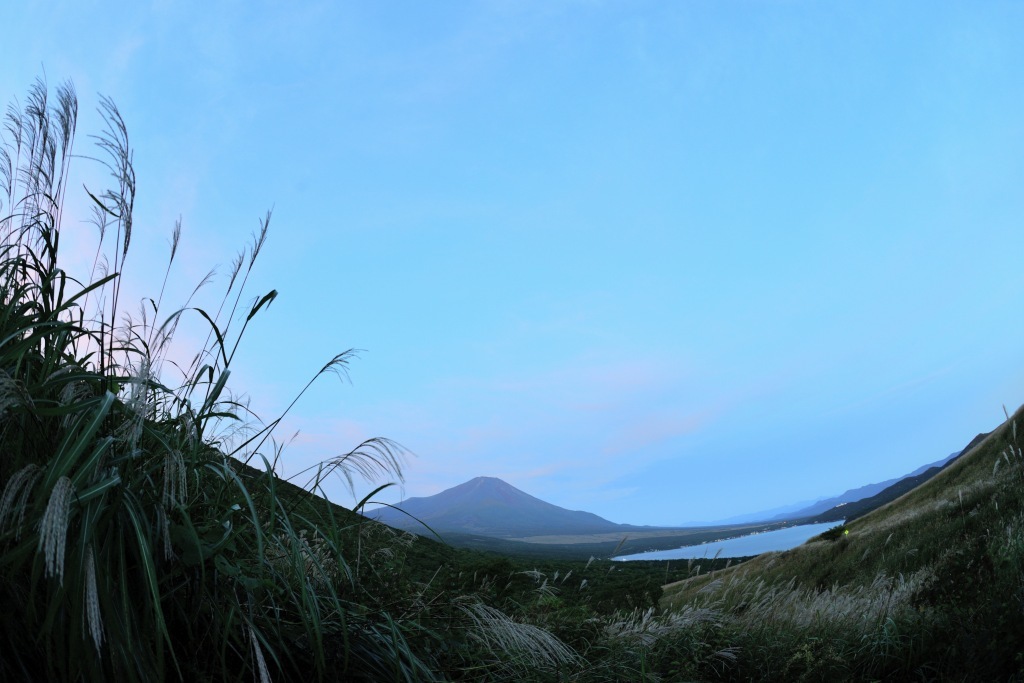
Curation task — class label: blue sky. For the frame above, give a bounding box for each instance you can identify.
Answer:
[5,1,1024,524]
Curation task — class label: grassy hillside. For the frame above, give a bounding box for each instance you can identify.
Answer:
[659,404,1024,680]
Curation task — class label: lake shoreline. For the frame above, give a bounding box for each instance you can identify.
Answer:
[614,520,843,561]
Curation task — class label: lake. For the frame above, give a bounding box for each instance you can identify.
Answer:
[613,520,842,561]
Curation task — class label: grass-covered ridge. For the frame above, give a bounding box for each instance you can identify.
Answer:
[659,403,1024,679]
[3,78,1024,682]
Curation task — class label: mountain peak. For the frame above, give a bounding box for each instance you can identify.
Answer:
[462,475,510,487]
[370,476,634,538]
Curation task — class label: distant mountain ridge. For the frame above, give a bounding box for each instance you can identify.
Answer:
[801,431,990,523]
[371,438,987,542]
[369,476,659,538]
[808,465,947,523]
[773,448,966,521]
[708,442,977,526]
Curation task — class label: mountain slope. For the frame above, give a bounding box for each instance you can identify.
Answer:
[370,476,655,538]
[705,448,969,525]
[806,465,946,523]
[659,407,1024,677]
[770,448,967,521]
[662,405,1024,614]
[797,432,988,523]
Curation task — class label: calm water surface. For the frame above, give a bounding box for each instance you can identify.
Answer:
[614,521,842,561]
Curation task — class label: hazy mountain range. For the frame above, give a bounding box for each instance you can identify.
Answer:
[369,435,985,541]
[705,449,970,525]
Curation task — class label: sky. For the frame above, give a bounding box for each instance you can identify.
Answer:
[4,1,1024,525]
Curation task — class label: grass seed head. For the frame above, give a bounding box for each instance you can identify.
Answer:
[84,544,104,651]
[0,463,42,538]
[39,476,74,584]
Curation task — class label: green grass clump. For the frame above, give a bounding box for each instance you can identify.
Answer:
[0,78,439,683]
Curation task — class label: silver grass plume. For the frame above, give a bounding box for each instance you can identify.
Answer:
[458,601,578,675]
[39,476,74,584]
[57,372,93,432]
[84,544,104,651]
[0,463,42,538]
[118,357,154,450]
[604,606,723,649]
[157,505,174,561]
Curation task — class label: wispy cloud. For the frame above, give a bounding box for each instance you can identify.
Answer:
[600,408,718,458]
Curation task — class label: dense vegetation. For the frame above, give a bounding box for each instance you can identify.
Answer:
[2,80,1023,681]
